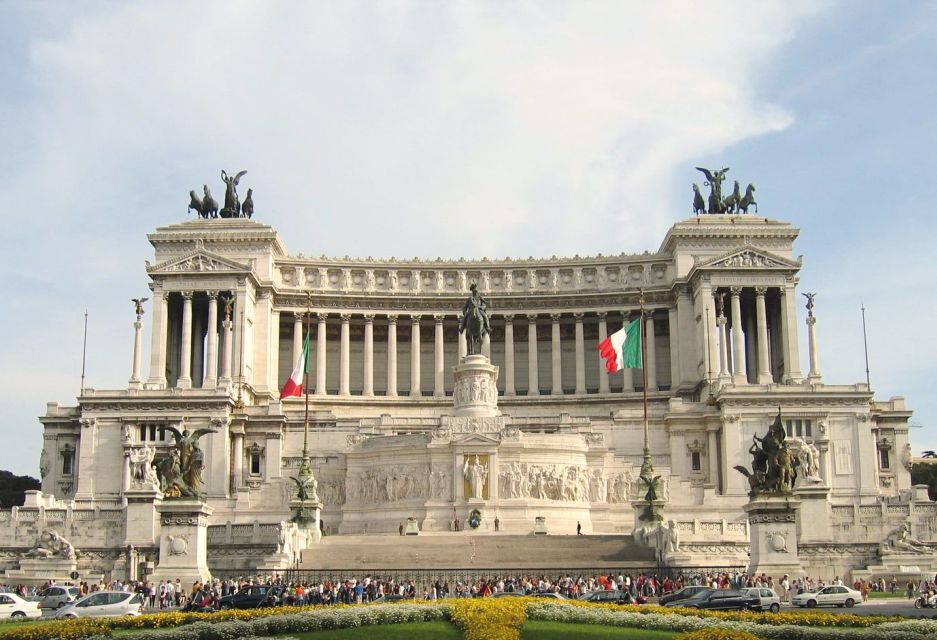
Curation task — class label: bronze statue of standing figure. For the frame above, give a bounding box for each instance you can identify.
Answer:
[459,283,491,356]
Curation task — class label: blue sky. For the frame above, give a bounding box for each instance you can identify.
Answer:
[0,1,934,476]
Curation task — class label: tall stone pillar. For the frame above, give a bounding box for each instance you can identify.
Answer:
[315,314,327,395]
[147,290,169,388]
[806,302,821,383]
[231,431,244,492]
[645,312,658,392]
[339,314,351,395]
[204,292,219,389]
[458,329,467,360]
[779,284,803,383]
[573,313,586,394]
[550,314,563,395]
[730,287,747,385]
[433,314,445,397]
[707,427,720,491]
[292,313,303,372]
[503,315,516,396]
[386,315,397,396]
[597,312,610,394]
[410,315,422,397]
[481,333,491,359]
[178,291,194,389]
[527,314,539,396]
[667,307,679,391]
[717,314,730,381]
[220,312,233,385]
[755,287,772,384]
[621,318,634,392]
[363,314,375,396]
[129,304,145,389]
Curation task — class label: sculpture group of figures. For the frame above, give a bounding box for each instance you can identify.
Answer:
[128,445,160,489]
[152,425,216,499]
[693,167,757,215]
[188,169,255,219]
[346,464,451,504]
[634,519,681,555]
[453,375,495,405]
[496,464,665,504]
[459,284,491,356]
[23,528,76,560]
[734,413,799,496]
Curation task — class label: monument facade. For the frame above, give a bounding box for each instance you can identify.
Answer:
[2,187,931,581]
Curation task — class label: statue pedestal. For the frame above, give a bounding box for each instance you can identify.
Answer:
[291,499,322,545]
[405,517,420,536]
[123,487,162,547]
[452,355,500,417]
[151,500,213,586]
[744,496,803,577]
[1,558,81,587]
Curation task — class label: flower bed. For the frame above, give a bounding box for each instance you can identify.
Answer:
[450,596,528,640]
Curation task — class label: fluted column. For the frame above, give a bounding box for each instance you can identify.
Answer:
[503,315,516,396]
[779,285,803,383]
[621,317,634,392]
[527,314,539,396]
[707,427,720,491]
[339,314,351,395]
[363,314,375,396]
[410,315,422,397]
[597,312,610,394]
[716,291,730,381]
[315,313,327,395]
[645,312,658,392]
[147,290,169,387]
[754,287,772,384]
[386,315,398,396]
[433,314,445,397]
[573,312,585,394]
[221,307,233,384]
[178,291,194,389]
[204,292,219,388]
[730,287,747,384]
[806,302,822,382]
[129,305,145,389]
[550,314,562,395]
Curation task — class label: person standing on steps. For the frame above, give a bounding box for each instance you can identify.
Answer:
[398,523,404,536]
[576,522,582,536]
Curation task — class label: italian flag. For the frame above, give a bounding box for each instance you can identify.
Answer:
[280,331,310,398]
[598,319,642,373]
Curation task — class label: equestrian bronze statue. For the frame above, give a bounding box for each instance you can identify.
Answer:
[459,283,491,356]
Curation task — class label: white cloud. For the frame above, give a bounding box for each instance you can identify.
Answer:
[0,1,826,474]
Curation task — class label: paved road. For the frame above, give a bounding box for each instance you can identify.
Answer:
[781,598,937,618]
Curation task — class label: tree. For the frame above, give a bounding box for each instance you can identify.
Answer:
[911,462,937,501]
[0,470,40,509]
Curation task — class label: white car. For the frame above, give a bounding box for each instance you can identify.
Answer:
[0,593,41,619]
[791,585,861,608]
[739,587,781,613]
[55,591,143,618]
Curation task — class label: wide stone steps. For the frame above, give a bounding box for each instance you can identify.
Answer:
[298,533,656,570]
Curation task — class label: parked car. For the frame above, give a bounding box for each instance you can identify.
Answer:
[218,585,283,610]
[579,590,624,603]
[55,591,143,618]
[37,586,81,611]
[790,585,861,608]
[658,586,711,606]
[664,588,758,611]
[493,591,565,599]
[0,593,41,619]
[372,593,414,603]
[740,587,782,613]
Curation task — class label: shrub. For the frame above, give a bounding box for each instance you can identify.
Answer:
[677,631,764,640]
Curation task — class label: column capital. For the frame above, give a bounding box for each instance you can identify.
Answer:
[573,312,585,321]
[293,312,304,323]
[502,314,514,324]
[162,291,171,302]
[387,314,398,325]
[206,290,219,300]
[550,313,562,322]
[526,313,538,323]
[363,313,375,323]
[316,313,329,322]
[411,314,422,324]
[729,286,743,296]
[754,286,768,296]
[596,311,608,321]
[340,313,352,322]
[181,290,194,300]
[433,313,445,323]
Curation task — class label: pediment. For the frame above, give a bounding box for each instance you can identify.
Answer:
[146,246,249,274]
[452,432,501,446]
[695,246,801,271]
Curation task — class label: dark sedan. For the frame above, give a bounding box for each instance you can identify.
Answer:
[218,585,282,610]
[658,585,712,606]
[664,588,758,611]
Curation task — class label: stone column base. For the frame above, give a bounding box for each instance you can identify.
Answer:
[151,500,213,586]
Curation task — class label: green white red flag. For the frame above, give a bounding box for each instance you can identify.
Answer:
[598,319,642,372]
[280,331,310,398]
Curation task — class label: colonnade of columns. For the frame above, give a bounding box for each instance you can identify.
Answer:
[286,311,664,397]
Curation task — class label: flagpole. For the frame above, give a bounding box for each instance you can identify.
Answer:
[79,310,88,396]
[639,289,653,481]
[302,292,312,468]
[861,303,871,387]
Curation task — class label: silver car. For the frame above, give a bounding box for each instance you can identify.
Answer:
[37,586,81,611]
[55,591,143,618]
[740,587,781,613]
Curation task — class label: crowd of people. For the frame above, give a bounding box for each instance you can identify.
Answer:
[2,570,936,611]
